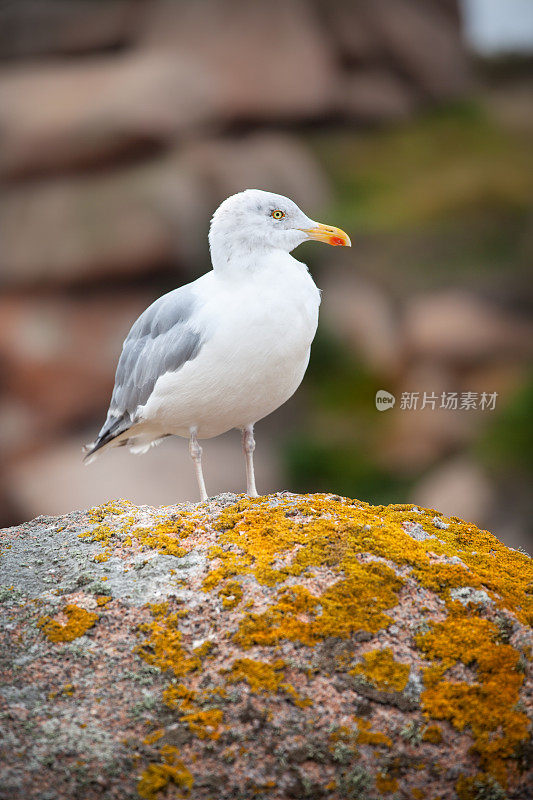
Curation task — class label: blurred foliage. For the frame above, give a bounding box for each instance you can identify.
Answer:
[308,100,532,294]
[286,98,533,502]
[476,373,533,475]
[286,436,409,506]
[299,329,381,418]
[312,101,533,232]
[285,330,411,504]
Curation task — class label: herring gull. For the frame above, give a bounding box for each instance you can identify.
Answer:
[84,189,350,500]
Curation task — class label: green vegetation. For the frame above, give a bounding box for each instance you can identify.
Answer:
[284,330,410,504]
[287,99,532,508]
[476,373,533,474]
[313,102,533,232]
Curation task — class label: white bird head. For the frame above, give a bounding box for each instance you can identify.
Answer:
[209,189,350,270]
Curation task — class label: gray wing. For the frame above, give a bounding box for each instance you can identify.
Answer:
[85,286,203,458]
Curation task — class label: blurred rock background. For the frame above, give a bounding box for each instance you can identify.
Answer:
[1,0,532,550]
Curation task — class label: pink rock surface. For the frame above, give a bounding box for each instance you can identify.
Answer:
[0,493,531,799]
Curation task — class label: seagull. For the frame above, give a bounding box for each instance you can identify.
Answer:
[84,189,350,500]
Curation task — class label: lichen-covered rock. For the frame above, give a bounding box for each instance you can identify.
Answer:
[0,493,531,800]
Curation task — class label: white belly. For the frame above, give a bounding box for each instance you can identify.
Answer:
[139,260,320,439]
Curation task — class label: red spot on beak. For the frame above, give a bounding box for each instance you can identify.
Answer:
[331,236,345,246]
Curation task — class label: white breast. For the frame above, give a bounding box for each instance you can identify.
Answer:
[140,254,320,439]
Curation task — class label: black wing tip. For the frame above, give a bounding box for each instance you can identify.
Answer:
[82,418,131,464]
[82,437,109,464]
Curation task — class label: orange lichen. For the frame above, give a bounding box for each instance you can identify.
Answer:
[96,595,112,607]
[137,745,193,799]
[48,683,76,700]
[37,604,98,642]
[193,641,214,658]
[207,685,228,699]
[218,580,243,609]
[234,564,402,648]
[162,683,197,711]
[124,523,189,558]
[143,729,165,746]
[279,681,313,708]
[77,494,531,799]
[350,647,410,692]
[202,549,248,591]
[180,709,224,740]
[135,603,200,678]
[422,725,443,744]
[328,725,359,760]
[412,789,425,799]
[354,717,392,748]
[376,773,399,793]
[82,495,532,635]
[225,658,286,693]
[455,773,509,800]
[222,656,312,707]
[83,501,196,560]
[213,495,532,624]
[417,605,529,785]
[90,499,133,518]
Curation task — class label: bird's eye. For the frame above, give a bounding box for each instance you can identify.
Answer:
[271,209,285,220]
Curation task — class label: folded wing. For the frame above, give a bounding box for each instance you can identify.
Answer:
[84,286,203,461]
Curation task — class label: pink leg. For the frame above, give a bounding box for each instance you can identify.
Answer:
[242,424,258,497]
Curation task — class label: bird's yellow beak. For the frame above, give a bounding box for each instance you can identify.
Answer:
[300,222,351,247]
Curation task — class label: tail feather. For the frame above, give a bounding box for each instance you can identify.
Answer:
[83,415,131,464]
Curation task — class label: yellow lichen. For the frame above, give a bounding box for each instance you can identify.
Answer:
[234,564,402,648]
[82,502,196,561]
[212,495,532,624]
[417,605,529,785]
[224,658,286,693]
[137,745,193,799]
[79,494,531,798]
[350,647,410,692]
[87,499,133,521]
[96,595,112,607]
[422,724,443,744]
[37,604,98,642]
[180,709,224,740]
[143,729,165,746]
[48,683,76,700]
[328,725,359,759]
[162,683,197,712]
[135,603,200,678]
[202,549,249,591]
[218,580,243,609]
[193,640,214,658]
[354,717,392,748]
[455,773,509,800]
[279,682,313,708]
[376,773,399,793]
[125,523,189,558]
[222,657,313,709]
